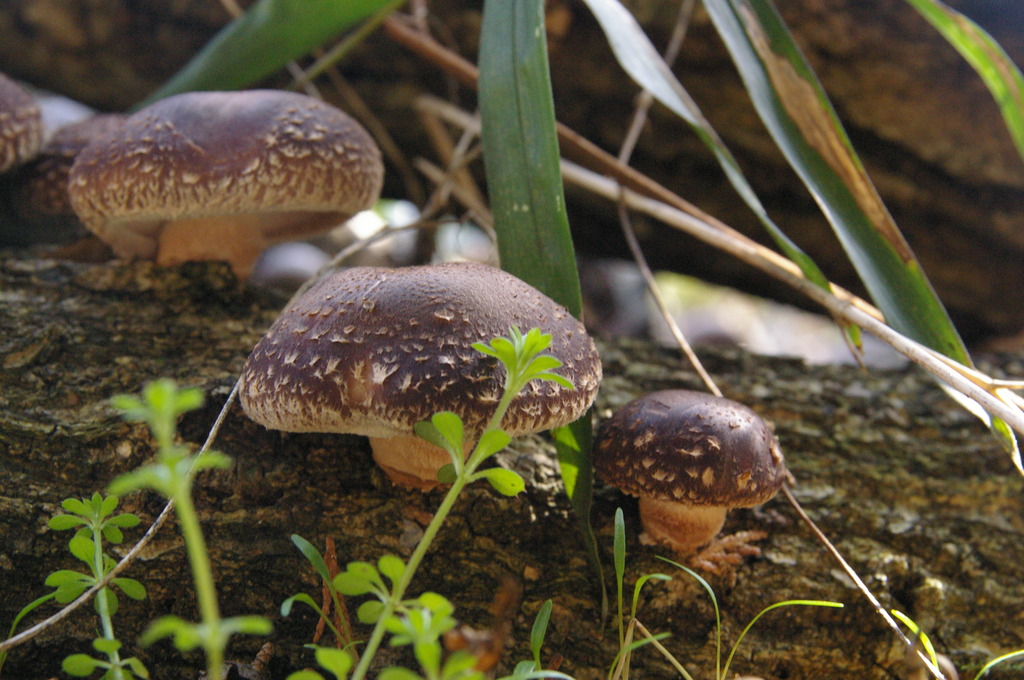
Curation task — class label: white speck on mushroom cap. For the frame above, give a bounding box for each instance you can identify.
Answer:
[66,89,383,261]
[239,262,602,440]
[0,73,42,174]
[594,389,786,507]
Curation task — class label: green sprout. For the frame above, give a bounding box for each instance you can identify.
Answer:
[1,493,148,680]
[108,379,271,680]
[288,327,575,680]
[608,508,844,680]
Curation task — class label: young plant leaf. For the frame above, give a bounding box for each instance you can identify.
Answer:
[475,429,512,461]
[62,654,105,677]
[377,555,406,587]
[529,600,553,667]
[281,592,322,617]
[477,467,526,497]
[357,600,386,625]
[313,646,354,679]
[113,577,147,601]
[292,534,332,583]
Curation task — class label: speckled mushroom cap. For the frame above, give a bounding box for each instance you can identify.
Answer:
[595,390,786,507]
[0,73,42,173]
[67,90,383,271]
[239,262,602,440]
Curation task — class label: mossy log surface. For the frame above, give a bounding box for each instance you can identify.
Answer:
[1,250,1023,680]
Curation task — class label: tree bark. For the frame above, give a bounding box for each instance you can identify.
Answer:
[1,250,1022,680]
[1,1,1023,343]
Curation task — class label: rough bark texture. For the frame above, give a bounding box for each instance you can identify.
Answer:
[1,0,1023,344]
[1,249,1022,680]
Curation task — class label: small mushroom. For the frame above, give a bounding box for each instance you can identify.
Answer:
[0,72,42,174]
[239,262,602,489]
[1,114,124,246]
[594,389,786,556]
[67,89,383,278]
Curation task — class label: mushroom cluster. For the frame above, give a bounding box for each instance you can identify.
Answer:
[66,89,383,278]
[239,261,602,489]
[594,389,786,556]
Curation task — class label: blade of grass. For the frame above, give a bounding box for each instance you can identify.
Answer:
[577,0,832,296]
[904,0,1024,163]
[478,0,604,614]
[702,0,1017,460]
[143,0,398,104]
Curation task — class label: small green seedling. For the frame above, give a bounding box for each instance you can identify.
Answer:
[288,327,575,680]
[1,493,148,680]
[109,379,271,680]
[609,508,844,680]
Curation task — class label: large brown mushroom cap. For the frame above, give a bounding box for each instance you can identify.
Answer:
[595,390,786,508]
[0,73,42,174]
[240,262,601,444]
[67,89,383,276]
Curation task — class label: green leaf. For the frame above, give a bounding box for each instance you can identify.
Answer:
[377,555,406,587]
[68,534,96,566]
[431,412,465,455]
[45,570,92,588]
[357,600,385,625]
[334,561,382,595]
[478,0,583,314]
[904,0,1024,161]
[701,0,1016,459]
[529,600,553,666]
[92,637,122,654]
[107,513,141,529]
[113,577,147,601]
[140,615,198,650]
[313,646,354,679]
[123,656,150,679]
[143,0,398,103]
[54,580,91,604]
[102,525,124,545]
[721,599,844,678]
[578,0,832,294]
[98,495,119,519]
[61,498,91,517]
[190,450,233,472]
[413,639,442,676]
[377,668,421,680]
[48,514,86,531]
[287,671,327,680]
[281,592,322,617]
[436,464,457,485]
[292,534,332,583]
[477,468,526,497]
[222,614,274,636]
[475,429,512,461]
[62,654,104,677]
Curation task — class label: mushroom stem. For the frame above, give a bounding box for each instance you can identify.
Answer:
[637,497,727,555]
[369,434,473,491]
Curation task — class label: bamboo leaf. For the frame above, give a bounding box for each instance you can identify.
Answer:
[904,0,1024,162]
[144,0,398,104]
[702,0,1017,460]
[578,0,832,293]
[478,0,603,612]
